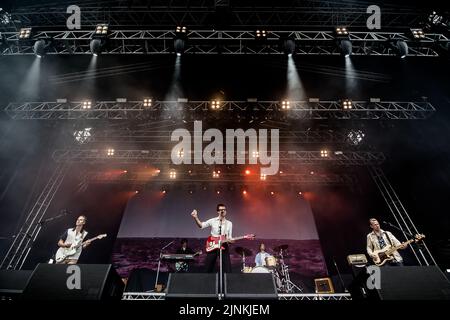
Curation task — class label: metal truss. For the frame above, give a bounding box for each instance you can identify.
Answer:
[5,100,436,120]
[121,292,352,300]
[52,149,385,166]
[1,30,447,57]
[3,0,424,29]
[87,130,350,145]
[0,162,69,270]
[82,170,358,186]
[369,166,438,267]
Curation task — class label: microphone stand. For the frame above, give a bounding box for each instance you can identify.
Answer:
[382,221,414,238]
[333,258,348,293]
[154,240,174,292]
[38,209,70,225]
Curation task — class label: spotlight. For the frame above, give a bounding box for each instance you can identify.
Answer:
[107,148,114,156]
[33,39,47,58]
[177,150,184,158]
[260,174,266,181]
[411,28,425,39]
[339,39,352,57]
[143,98,152,108]
[298,191,302,195]
[342,99,353,110]
[73,127,92,144]
[255,29,267,38]
[320,150,329,157]
[211,100,221,110]
[252,151,259,158]
[270,191,274,195]
[0,8,11,25]
[213,171,220,178]
[82,100,92,109]
[347,129,365,146]
[245,169,251,175]
[242,190,247,195]
[90,38,103,56]
[174,38,185,56]
[335,27,349,36]
[282,38,296,56]
[217,190,221,194]
[395,40,408,58]
[176,26,187,34]
[281,100,291,110]
[169,170,177,179]
[18,28,32,40]
[95,24,109,36]
[310,171,315,175]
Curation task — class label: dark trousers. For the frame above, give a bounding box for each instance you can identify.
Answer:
[204,243,232,273]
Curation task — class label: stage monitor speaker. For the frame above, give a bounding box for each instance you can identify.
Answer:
[166,273,218,299]
[224,273,277,299]
[0,270,33,299]
[374,266,450,300]
[22,264,124,300]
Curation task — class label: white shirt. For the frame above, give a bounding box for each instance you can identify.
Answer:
[64,228,88,260]
[201,217,233,239]
[367,229,403,262]
[255,252,272,266]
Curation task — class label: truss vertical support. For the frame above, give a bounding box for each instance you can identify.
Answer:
[369,166,438,266]
[0,162,70,270]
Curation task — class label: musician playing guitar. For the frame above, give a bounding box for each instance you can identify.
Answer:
[191,204,234,273]
[56,215,90,264]
[366,218,407,266]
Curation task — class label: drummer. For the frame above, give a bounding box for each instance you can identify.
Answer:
[255,243,272,267]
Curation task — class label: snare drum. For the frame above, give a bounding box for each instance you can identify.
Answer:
[265,256,277,267]
[242,266,253,273]
[251,266,270,273]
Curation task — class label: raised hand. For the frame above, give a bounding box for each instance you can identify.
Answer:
[191,209,198,218]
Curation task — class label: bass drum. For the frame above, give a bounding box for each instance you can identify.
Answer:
[251,266,270,273]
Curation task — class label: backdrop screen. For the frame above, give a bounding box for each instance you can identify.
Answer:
[113,189,328,287]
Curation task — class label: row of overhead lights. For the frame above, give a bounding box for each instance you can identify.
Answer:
[73,99,357,110]
[15,25,427,58]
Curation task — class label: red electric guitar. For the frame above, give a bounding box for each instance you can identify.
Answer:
[205,234,255,252]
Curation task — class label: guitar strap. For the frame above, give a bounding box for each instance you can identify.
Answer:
[384,231,394,247]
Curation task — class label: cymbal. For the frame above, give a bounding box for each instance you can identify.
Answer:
[235,247,253,257]
[273,244,289,252]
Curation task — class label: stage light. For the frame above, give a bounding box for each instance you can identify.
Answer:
[82,100,92,109]
[310,171,314,175]
[320,150,329,157]
[33,39,47,58]
[252,151,259,158]
[19,28,32,39]
[260,174,266,181]
[0,8,11,25]
[174,38,185,56]
[213,171,220,178]
[211,100,221,110]
[339,39,352,57]
[169,170,177,179]
[279,171,283,174]
[123,170,127,173]
[347,129,365,146]
[411,28,425,39]
[217,190,221,194]
[162,189,166,194]
[143,98,152,108]
[282,38,296,56]
[107,148,114,156]
[298,191,302,195]
[177,150,184,158]
[242,190,247,195]
[342,99,353,110]
[270,191,274,195]
[176,26,187,34]
[245,169,251,175]
[281,100,291,110]
[95,24,109,35]
[395,40,408,58]
[255,30,267,38]
[335,27,349,36]
[73,127,92,144]
[135,190,139,194]
[90,38,103,56]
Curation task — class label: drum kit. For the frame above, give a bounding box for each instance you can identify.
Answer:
[235,244,304,293]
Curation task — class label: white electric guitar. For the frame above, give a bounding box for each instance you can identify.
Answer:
[55,234,107,263]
